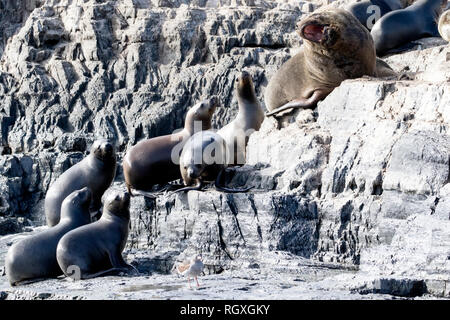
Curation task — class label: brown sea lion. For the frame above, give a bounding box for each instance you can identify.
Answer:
[217,71,264,166]
[56,191,134,280]
[45,140,116,227]
[264,9,388,118]
[176,131,253,193]
[6,188,92,286]
[123,98,218,196]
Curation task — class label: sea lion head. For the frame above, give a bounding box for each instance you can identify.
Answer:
[235,71,256,101]
[91,139,116,162]
[104,191,130,220]
[60,187,92,223]
[297,9,376,78]
[180,131,224,185]
[180,141,206,186]
[185,97,218,132]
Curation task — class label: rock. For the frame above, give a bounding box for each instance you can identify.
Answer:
[353,278,427,297]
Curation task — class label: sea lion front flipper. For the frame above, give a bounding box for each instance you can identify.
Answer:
[173,181,204,193]
[214,169,254,193]
[265,90,328,117]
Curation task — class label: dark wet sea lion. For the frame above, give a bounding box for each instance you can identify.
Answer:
[45,140,116,226]
[371,0,448,56]
[56,191,133,280]
[6,188,92,286]
[347,0,404,30]
[264,9,382,118]
[123,98,217,196]
[217,71,264,166]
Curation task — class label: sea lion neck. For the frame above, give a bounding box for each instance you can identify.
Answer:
[303,44,344,88]
[184,114,212,135]
[103,208,130,222]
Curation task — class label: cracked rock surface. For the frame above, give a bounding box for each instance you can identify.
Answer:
[0,0,449,299]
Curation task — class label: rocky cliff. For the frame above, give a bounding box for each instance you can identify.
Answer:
[0,0,449,299]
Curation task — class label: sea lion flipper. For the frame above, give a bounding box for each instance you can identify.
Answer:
[214,169,254,193]
[376,58,398,77]
[129,189,157,199]
[82,267,130,279]
[173,181,204,193]
[265,90,328,117]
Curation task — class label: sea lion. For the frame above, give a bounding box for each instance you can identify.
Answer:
[56,191,133,280]
[45,139,116,227]
[264,9,379,118]
[371,0,447,56]
[439,10,450,41]
[176,131,253,193]
[346,0,404,30]
[123,98,218,196]
[217,71,264,166]
[6,188,92,286]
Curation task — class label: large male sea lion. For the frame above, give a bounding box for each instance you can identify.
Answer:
[371,0,448,56]
[265,9,383,118]
[176,131,253,193]
[56,191,133,279]
[123,98,218,196]
[346,0,404,30]
[6,188,92,286]
[217,71,264,166]
[439,10,450,41]
[45,140,116,227]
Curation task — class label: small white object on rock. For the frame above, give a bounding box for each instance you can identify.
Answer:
[172,255,204,287]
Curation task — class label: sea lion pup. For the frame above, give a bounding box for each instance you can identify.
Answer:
[176,131,253,193]
[371,0,447,56]
[217,71,264,166]
[439,10,450,41]
[56,191,134,280]
[123,98,218,197]
[6,188,92,286]
[45,140,116,227]
[265,9,379,118]
[346,0,404,30]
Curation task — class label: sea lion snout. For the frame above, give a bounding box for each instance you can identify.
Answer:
[207,96,219,112]
[298,21,338,47]
[116,191,130,206]
[187,167,196,179]
[91,139,115,160]
[99,141,114,157]
[65,187,92,207]
[76,187,92,204]
[105,191,130,216]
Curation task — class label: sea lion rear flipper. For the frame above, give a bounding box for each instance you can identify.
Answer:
[265,90,328,117]
[82,267,130,279]
[129,189,157,199]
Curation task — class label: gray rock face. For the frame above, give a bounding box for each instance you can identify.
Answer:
[0,0,449,299]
